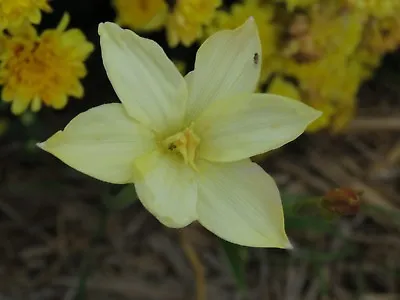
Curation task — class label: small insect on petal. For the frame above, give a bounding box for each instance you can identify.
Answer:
[253,52,259,65]
[321,187,361,216]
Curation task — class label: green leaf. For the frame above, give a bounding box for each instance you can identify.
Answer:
[281,193,318,215]
[285,215,336,233]
[102,184,138,211]
[219,239,247,293]
[282,193,337,233]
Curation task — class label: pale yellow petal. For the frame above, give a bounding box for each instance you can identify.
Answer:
[38,103,155,184]
[184,70,194,91]
[197,94,321,162]
[186,18,261,120]
[196,160,292,248]
[134,150,197,228]
[98,22,187,132]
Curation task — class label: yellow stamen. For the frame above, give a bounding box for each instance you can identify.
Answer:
[162,125,200,170]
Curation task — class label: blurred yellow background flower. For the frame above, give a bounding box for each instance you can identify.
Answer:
[0,0,52,29]
[0,13,94,115]
[112,0,167,31]
[166,0,221,47]
[268,76,301,101]
[344,0,400,17]
[283,0,319,10]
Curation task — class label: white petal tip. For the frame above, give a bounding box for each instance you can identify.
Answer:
[98,22,118,36]
[36,142,45,150]
[284,240,294,250]
[98,22,106,35]
[243,16,257,29]
[310,108,323,122]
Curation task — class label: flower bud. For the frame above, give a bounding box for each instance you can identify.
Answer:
[321,187,361,216]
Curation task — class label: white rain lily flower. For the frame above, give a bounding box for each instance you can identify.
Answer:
[38,18,321,248]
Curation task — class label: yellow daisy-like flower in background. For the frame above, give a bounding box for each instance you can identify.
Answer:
[38,19,320,247]
[310,4,366,59]
[283,0,320,11]
[364,16,400,55]
[112,0,167,31]
[344,0,400,18]
[281,3,366,63]
[0,13,94,115]
[266,76,333,133]
[268,76,302,101]
[274,3,371,132]
[166,0,221,47]
[206,0,279,83]
[0,0,52,29]
[0,31,5,54]
[273,56,366,132]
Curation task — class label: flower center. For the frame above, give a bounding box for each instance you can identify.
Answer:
[162,124,200,170]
